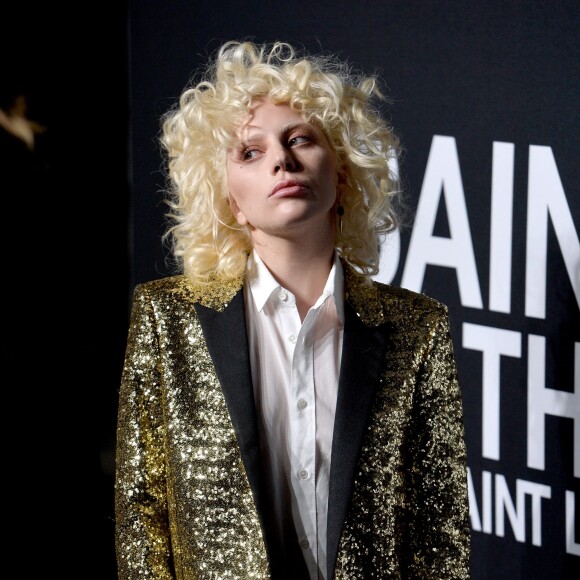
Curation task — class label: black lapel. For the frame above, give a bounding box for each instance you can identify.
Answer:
[194,290,267,517]
[326,301,390,578]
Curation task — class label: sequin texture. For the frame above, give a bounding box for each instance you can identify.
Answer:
[115,267,470,578]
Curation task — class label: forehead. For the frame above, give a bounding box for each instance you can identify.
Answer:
[235,99,308,137]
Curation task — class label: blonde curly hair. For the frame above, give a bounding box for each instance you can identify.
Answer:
[160,40,401,284]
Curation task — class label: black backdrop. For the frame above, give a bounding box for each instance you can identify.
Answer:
[10,1,577,578]
[3,3,128,577]
[127,2,579,578]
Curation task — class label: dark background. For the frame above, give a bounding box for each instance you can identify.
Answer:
[5,1,578,577]
[3,3,129,576]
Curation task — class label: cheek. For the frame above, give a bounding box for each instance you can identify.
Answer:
[227,163,254,201]
[323,159,340,201]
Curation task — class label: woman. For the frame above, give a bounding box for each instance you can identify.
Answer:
[115,40,471,579]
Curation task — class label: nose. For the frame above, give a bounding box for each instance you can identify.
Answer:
[273,147,296,173]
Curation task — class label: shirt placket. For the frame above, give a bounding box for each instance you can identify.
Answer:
[281,291,318,575]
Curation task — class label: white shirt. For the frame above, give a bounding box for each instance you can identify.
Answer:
[244,250,344,580]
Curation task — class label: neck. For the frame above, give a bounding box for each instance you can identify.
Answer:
[251,227,335,322]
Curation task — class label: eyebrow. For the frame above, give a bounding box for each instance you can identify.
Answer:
[240,121,314,142]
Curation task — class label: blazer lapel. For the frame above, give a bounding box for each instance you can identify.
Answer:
[327,299,390,578]
[194,290,268,519]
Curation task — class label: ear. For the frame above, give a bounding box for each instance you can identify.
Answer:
[228,194,248,226]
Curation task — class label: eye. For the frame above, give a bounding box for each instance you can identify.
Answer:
[237,146,261,161]
[243,148,260,160]
[288,134,311,147]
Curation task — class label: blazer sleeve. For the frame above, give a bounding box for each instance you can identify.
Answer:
[406,305,471,578]
[114,284,175,579]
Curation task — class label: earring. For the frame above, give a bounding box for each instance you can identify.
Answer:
[336,205,344,235]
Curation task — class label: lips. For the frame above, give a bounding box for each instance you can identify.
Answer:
[269,180,308,198]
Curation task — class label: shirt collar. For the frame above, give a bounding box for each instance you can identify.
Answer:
[246,249,345,324]
[246,251,281,312]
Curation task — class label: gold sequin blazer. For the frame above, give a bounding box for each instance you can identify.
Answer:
[115,263,471,579]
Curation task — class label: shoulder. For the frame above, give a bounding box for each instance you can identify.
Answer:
[372,280,448,317]
[132,274,244,312]
[344,264,449,327]
[133,274,188,294]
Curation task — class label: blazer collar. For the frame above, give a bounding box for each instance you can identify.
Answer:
[175,257,380,319]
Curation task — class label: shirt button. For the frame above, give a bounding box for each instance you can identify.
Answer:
[289,334,297,344]
[298,469,308,480]
[300,538,310,550]
[297,399,307,410]
[279,289,288,301]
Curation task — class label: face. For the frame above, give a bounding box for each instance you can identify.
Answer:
[226,99,339,243]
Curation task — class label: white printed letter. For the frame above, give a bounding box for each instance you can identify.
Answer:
[527,338,580,477]
[463,323,522,460]
[467,468,481,531]
[566,490,580,556]
[402,135,483,308]
[495,475,550,546]
[525,145,580,319]
[376,155,402,284]
[489,142,515,313]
